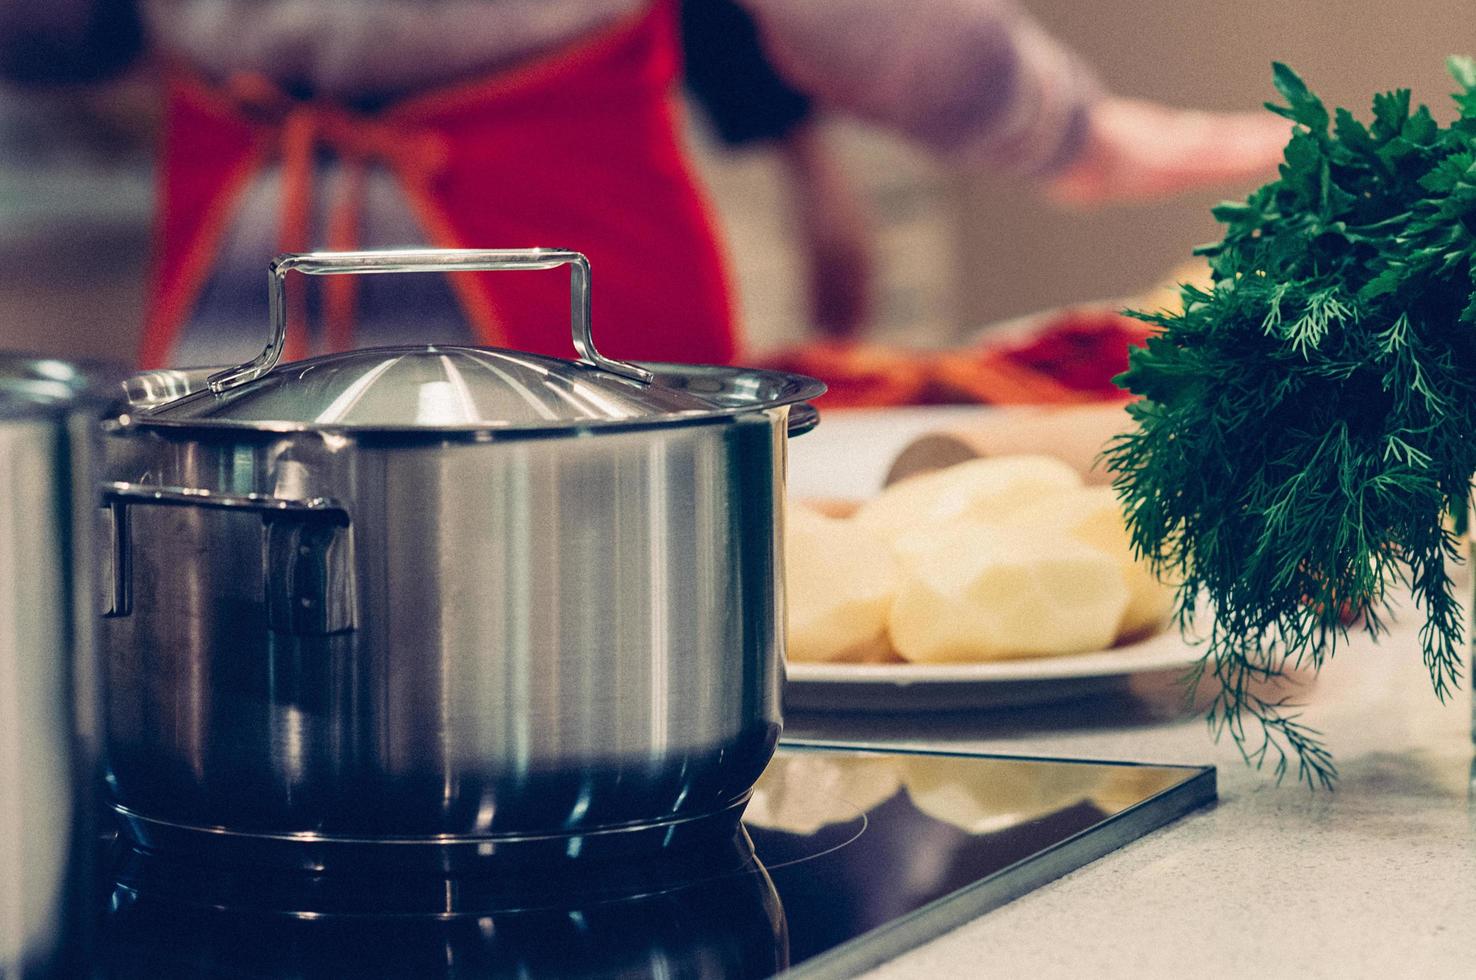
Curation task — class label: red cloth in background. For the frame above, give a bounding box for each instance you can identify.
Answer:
[759,310,1150,408]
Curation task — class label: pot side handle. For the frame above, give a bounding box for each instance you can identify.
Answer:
[207,248,654,395]
[787,403,820,437]
[101,482,356,636]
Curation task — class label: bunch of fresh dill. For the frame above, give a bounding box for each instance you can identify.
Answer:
[1108,59,1476,787]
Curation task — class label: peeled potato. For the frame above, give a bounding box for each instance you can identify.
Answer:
[785,505,899,662]
[888,525,1129,662]
[852,455,1082,550]
[892,520,988,574]
[1009,487,1175,641]
[838,632,907,663]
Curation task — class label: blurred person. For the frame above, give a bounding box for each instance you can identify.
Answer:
[0,0,1288,370]
[682,0,872,339]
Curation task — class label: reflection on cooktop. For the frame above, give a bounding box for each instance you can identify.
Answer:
[99,742,1215,979]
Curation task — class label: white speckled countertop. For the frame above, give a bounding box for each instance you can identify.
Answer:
[787,591,1476,979]
[785,408,1476,979]
[791,581,1470,980]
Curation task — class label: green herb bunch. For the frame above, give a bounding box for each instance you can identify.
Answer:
[1109,59,1476,787]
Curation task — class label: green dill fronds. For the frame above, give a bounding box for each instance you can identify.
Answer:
[1110,59,1476,787]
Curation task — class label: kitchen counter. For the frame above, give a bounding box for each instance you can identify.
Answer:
[787,597,1476,978]
[782,404,1475,978]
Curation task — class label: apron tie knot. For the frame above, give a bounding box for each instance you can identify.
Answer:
[225,72,451,356]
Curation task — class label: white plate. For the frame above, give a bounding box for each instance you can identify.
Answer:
[784,628,1203,713]
[787,405,1001,502]
[784,405,1204,712]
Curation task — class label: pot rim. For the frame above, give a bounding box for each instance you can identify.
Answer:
[119,361,826,439]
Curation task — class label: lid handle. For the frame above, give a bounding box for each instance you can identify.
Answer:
[206,248,655,394]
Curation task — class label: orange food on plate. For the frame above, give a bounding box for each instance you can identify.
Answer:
[755,342,938,409]
[756,310,1152,409]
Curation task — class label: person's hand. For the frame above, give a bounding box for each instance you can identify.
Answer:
[780,123,873,339]
[1046,96,1291,207]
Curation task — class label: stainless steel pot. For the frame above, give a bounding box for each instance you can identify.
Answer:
[1,355,111,977]
[101,248,823,870]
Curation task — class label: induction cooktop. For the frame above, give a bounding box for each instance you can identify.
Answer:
[98,741,1215,978]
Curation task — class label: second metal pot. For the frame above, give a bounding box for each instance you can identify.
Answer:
[1,355,110,977]
[101,249,823,869]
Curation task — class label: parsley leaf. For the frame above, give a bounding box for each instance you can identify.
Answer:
[1108,60,1476,787]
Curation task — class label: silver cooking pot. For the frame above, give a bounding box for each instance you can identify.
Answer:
[1,355,111,977]
[101,248,823,870]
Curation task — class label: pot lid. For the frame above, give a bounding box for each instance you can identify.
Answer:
[130,249,824,434]
[141,345,824,431]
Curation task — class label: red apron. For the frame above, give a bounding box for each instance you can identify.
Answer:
[139,1,737,369]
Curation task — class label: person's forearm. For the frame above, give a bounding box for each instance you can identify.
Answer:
[738,0,1101,175]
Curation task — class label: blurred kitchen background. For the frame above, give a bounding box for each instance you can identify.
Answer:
[0,0,1472,361]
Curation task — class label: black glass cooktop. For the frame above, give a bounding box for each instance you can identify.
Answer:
[98,742,1215,978]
